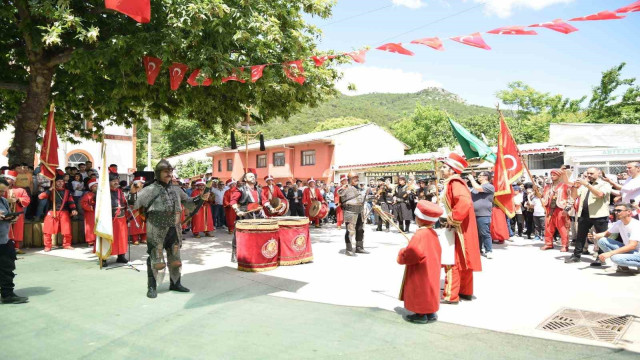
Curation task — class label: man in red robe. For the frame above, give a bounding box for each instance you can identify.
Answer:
[398,200,443,324]
[128,176,147,244]
[223,178,237,234]
[261,175,287,217]
[541,169,571,251]
[335,175,347,228]
[439,153,482,304]
[39,173,78,251]
[191,180,214,237]
[229,169,262,262]
[109,173,129,264]
[303,178,324,228]
[1,170,31,253]
[80,179,98,247]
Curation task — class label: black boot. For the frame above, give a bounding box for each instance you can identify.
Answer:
[1,292,29,304]
[147,277,157,299]
[404,221,411,233]
[345,242,356,257]
[355,241,370,254]
[170,277,190,292]
[116,254,128,263]
[231,247,237,263]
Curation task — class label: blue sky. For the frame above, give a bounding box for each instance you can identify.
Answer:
[307,0,640,107]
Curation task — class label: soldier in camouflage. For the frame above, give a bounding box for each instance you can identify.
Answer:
[128,159,209,299]
[338,171,369,256]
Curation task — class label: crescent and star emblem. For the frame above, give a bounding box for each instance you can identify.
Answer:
[147,62,156,74]
[173,68,182,77]
[504,155,518,171]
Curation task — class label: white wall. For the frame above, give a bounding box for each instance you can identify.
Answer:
[331,125,406,167]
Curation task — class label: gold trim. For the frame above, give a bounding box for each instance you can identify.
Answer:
[237,265,278,272]
[444,265,453,301]
[278,256,314,266]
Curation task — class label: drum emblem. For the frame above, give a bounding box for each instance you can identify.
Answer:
[292,235,307,253]
[262,238,278,258]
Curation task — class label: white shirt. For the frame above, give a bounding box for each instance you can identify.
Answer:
[212,188,224,205]
[532,197,545,217]
[608,218,640,253]
[621,176,640,204]
[514,193,523,215]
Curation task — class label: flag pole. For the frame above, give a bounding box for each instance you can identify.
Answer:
[50,102,57,219]
[99,237,103,269]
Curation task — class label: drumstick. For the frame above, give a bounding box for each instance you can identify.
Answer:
[372,205,411,242]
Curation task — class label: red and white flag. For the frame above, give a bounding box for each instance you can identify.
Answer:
[283,60,305,85]
[311,55,336,67]
[487,26,537,35]
[186,69,212,86]
[450,32,491,50]
[569,11,625,21]
[169,63,188,91]
[616,1,640,13]
[143,56,162,85]
[529,19,578,34]
[410,37,444,51]
[222,67,246,83]
[346,49,368,64]
[375,43,414,56]
[492,114,523,218]
[105,0,150,23]
[251,65,267,82]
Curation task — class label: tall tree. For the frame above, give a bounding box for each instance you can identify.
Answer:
[587,62,640,124]
[0,0,340,165]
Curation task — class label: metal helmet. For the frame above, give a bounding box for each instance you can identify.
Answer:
[155,159,174,180]
[347,171,358,180]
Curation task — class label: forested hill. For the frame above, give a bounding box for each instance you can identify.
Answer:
[255,88,495,139]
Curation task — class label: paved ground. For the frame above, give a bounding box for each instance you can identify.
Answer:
[2,222,639,359]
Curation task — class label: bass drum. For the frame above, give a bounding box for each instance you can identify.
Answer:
[308,200,328,220]
[236,219,279,272]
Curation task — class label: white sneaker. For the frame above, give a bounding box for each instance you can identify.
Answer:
[485,252,493,259]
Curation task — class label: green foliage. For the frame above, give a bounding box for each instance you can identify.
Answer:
[587,62,640,124]
[155,117,222,158]
[313,116,369,132]
[496,81,585,119]
[174,159,210,179]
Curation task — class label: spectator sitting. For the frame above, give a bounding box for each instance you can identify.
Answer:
[592,203,640,273]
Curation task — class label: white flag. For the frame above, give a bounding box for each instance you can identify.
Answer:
[94,142,113,260]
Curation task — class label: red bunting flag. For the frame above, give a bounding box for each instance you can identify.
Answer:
[487,26,537,35]
[346,49,368,64]
[311,55,336,67]
[169,63,188,91]
[569,11,626,21]
[222,68,246,83]
[40,104,59,180]
[105,0,150,23]
[283,60,305,85]
[450,32,491,50]
[616,1,640,13]
[186,69,213,87]
[375,43,414,56]
[410,37,444,51]
[529,19,578,34]
[142,56,162,85]
[492,114,523,218]
[251,65,267,82]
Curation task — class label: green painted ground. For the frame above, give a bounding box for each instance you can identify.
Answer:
[1,254,636,360]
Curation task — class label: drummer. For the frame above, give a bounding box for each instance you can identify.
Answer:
[229,169,263,263]
[303,178,325,228]
[261,174,287,217]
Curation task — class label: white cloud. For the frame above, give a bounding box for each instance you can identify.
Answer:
[472,0,575,18]
[392,0,426,9]
[336,66,442,96]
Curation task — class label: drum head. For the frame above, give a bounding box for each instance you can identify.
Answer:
[269,197,281,208]
[309,200,321,218]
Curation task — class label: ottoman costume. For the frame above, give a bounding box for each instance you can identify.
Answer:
[337,171,368,256]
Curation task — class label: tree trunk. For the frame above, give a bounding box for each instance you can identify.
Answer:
[8,63,54,166]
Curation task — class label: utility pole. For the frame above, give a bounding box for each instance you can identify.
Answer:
[145,116,152,171]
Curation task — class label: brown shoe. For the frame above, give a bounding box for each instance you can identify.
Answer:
[194,234,201,238]
[204,232,212,237]
[540,245,554,250]
[16,249,25,255]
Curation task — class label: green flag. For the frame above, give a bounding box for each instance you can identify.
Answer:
[448,118,496,164]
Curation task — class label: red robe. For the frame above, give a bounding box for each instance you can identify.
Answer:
[490,207,510,242]
[80,191,96,245]
[261,185,286,217]
[191,189,214,233]
[398,226,442,314]
[303,187,323,225]
[542,182,570,247]
[223,186,238,233]
[110,189,128,256]
[335,188,344,227]
[128,208,147,239]
[39,188,76,248]
[3,187,30,243]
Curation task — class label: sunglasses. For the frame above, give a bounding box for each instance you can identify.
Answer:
[614,209,627,213]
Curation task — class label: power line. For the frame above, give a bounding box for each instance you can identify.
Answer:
[321,4,394,27]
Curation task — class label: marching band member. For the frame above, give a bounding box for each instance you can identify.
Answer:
[1,170,30,253]
[541,169,571,252]
[261,174,286,217]
[80,179,98,247]
[191,179,214,238]
[230,169,262,262]
[223,178,238,234]
[335,175,347,228]
[128,176,147,244]
[40,173,78,252]
[109,173,129,265]
[393,176,414,233]
[303,178,324,228]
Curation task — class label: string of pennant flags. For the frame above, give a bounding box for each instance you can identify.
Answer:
[140,1,640,91]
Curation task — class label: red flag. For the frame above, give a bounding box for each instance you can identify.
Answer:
[346,49,368,64]
[105,0,150,23]
[570,11,626,21]
[169,63,188,90]
[492,115,523,218]
[222,67,246,83]
[311,55,336,67]
[410,37,444,51]
[529,19,578,34]
[283,61,305,85]
[616,1,640,13]
[450,32,491,50]
[186,69,212,86]
[487,26,537,35]
[40,104,59,180]
[143,56,162,85]
[375,43,414,56]
[251,65,267,82]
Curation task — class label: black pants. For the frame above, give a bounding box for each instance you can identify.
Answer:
[344,213,364,244]
[290,204,305,217]
[513,214,525,237]
[524,211,534,238]
[0,240,17,297]
[574,216,609,258]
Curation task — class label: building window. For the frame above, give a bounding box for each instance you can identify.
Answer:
[527,153,564,170]
[68,152,90,168]
[301,150,315,166]
[257,154,267,168]
[227,159,233,171]
[218,160,222,172]
[273,152,285,167]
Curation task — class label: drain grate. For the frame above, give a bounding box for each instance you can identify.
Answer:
[537,308,633,344]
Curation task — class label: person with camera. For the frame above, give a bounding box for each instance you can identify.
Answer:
[0,178,28,304]
[467,171,495,258]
